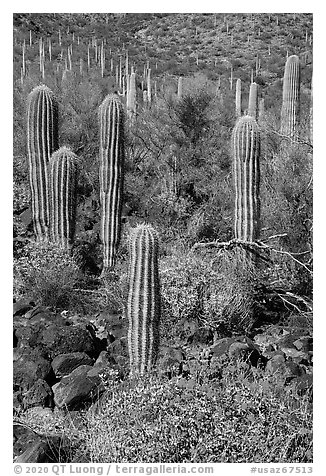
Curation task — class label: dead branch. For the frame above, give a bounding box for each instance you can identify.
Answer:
[192,238,312,275]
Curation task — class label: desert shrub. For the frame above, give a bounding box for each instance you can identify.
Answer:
[13,241,83,310]
[74,368,312,463]
[160,246,264,342]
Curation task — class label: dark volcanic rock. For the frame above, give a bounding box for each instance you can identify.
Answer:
[13,348,53,392]
[41,324,99,359]
[22,379,53,409]
[52,365,105,410]
[51,352,95,378]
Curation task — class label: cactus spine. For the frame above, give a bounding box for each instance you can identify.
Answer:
[99,94,125,270]
[27,85,59,241]
[48,147,79,248]
[127,224,161,376]
[235,78,242,117]
[248,82,258,120]
[233,115,260,242]
[280,55,300,138]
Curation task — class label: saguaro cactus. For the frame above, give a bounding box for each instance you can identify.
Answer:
[232,115,260,242]
[280,55,300,138]
[27,85,59,241]
[248,82,258,120]
[127,71,136,119]
[48,146,79,248]
[235,78,242,117]
[127,224,161,376]
[99,94,125,270]
[177,76,183,99]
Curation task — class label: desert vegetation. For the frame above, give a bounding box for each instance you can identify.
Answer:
[13,13,312,464]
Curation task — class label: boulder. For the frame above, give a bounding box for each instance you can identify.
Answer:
[42,323,99,359]
[13,299,35,317]
[14,422,69,463]
[265,353,304,381]
[157,346,185,377]
[52,365,105,410]
[293,336,313,352]
[228,339,262,366]
[209,337,237,357]
[15,434,69,463]
[22,379,53,409]
[51,352,95,378]
[14,313,101,360]
[13,348,53,392]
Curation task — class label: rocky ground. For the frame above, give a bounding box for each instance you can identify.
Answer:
[13,298,312,463]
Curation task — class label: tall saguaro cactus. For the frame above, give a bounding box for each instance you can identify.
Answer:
[48,146,79,248]
[27,85,58,241]
[99,94,125,270]
[127,224,161,376]
[233,115,260,242]
[280,55,300,138]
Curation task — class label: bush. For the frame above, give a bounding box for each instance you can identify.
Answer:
[160,246,264,342]
[74,368,312,463]
[13,241,83,310]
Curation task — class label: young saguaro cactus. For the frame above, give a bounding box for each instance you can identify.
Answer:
[232,115,261,242]
[27,84,59,241]
[127,224,161,376]
[248,82,259,120]
[280,55,300,138]
[48,146,79,248]
[99,94,125,270]
[127,72,137,119]
[235,78,242,117]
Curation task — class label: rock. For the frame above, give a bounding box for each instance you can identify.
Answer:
[23,379,53,409]
[228,338,262,367]
[51,352,95,378]
[13,348,53,392]
[293,336,313,352]
[106,336,128,357]
[157,346,185,377]
[265,354,304,381]
[94,350,116,368]
[105,314,127,341]
[15,322,46,351]
[13,299,35,317]
[25,305,50,320]
[52,365,105,410]
[13,423,39,458]
[15,435,69,463]
[42,324,99,359]
[15,316,100,360]
[280,347,309,363]
[209,337,237,357]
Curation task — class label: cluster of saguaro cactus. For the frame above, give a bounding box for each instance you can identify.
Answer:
[280,54,300,138]
[99,94,125,270]
[232,115,261,242]
[127,224,161,376]
[48,146,79,248]
[27,84,59,241]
